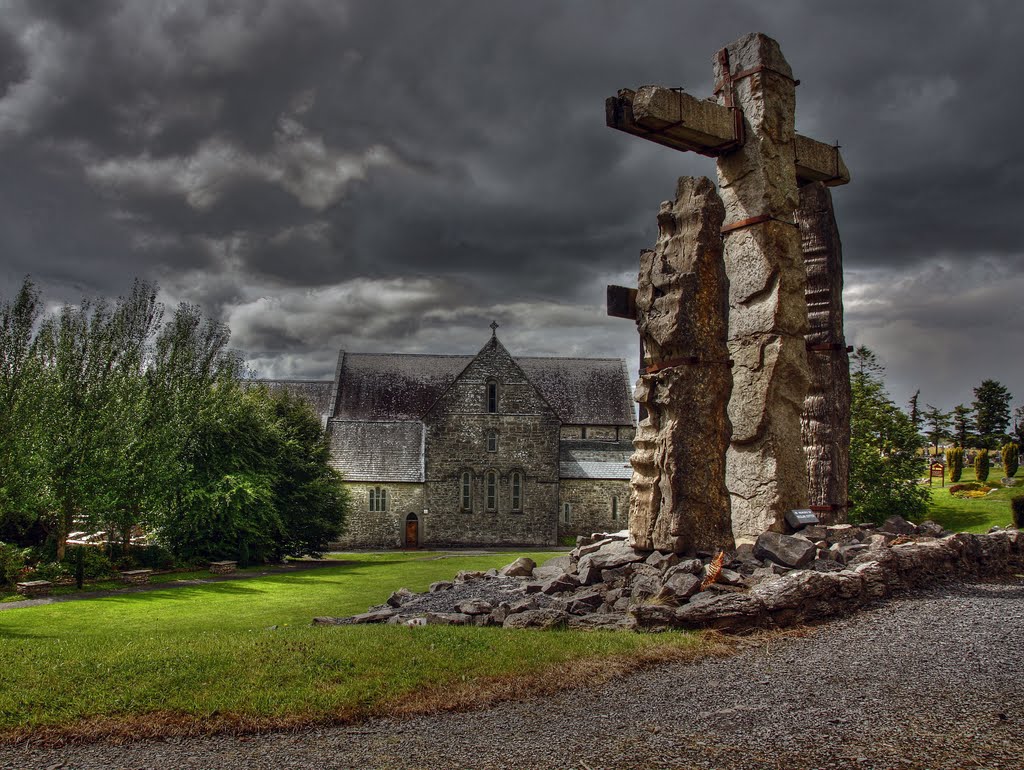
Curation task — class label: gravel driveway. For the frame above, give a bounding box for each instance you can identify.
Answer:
[4,577,1022,770]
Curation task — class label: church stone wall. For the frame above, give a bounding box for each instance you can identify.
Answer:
[422,339,560,546]
[558,479,631,540]
[332,482,425,549]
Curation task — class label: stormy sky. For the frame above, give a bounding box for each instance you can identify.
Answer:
[1,0,1021,414]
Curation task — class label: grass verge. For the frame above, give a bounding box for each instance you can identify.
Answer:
[925,464,1017,533]
[0,550,708,745]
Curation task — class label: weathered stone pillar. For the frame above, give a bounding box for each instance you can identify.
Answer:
[714,33,811,542]
[797,181,851,523]
[630,176,735,554]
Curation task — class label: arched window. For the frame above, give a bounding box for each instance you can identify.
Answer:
[611,495,619,521]
[510,471,522,511]
[486,381,498,413]
[486,429,498,452]
[460,472,472,512]
[486,471,497,511]
[368,487,388,512]
[562,502,572,524]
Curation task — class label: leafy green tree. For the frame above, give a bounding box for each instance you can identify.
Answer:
[848,346,928,524]
[921,404,951,457]
[1013,405,1024,446]
[266,389,348,559]
[0,279,47,540]
[972,380,1012,448]
[951,404,973,448]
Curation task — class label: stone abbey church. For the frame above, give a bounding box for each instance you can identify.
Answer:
[264,331,636,548]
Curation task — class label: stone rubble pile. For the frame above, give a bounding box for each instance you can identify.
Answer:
[313,519,1023,634]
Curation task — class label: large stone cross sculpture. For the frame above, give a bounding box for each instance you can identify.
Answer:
[607,33,851,543]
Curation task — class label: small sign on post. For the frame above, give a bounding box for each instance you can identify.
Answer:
[929,461,945,487]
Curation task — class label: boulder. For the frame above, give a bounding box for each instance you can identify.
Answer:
[425,612,472,626]
[456,599,493,616]
[577,540,647,573]
[674,592,767,633]
[541,573,582,595]
[753,531,816,569]
[825,524,861,544]
[665,558,704,579]
[879,516,916,536]
[386,587,415,608]
[577,563,604,586]
[917,520,945,538]
[575,538,615,558]
[567,614,637,631]
[646,551,680,572]
[454,570,486,583]
[428,580,453,593]
[499,557,536,577]
[660,571,702,600]
[503,609,570,630]
[566,588,606,615]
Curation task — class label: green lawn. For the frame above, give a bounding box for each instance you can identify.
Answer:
[0,550,700,740]
[925,463,1018,533]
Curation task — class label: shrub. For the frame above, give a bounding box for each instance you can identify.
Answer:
[1012,496,1024,529]
[65,546,115,580]
[1002,443,1019,478]
[974,449,990,482]
[0,541,28,586]
[946,447,964,482]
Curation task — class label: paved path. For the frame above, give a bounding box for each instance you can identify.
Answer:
[2,577,1021,770]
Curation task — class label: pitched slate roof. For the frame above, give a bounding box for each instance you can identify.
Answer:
[559,441,634,480]
[334,353,471,421]
[251,379,335,419]
[326,420,424,482]
[518,357,634,426]
[333,348,635,426]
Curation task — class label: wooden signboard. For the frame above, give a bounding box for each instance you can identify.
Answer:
[929,462,945,487]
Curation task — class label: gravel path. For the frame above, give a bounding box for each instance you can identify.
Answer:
[4,578,1022,770]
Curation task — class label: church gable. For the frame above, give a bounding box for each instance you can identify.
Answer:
[423,335,557,421]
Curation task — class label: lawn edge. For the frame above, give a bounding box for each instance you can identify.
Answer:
[0,630,747,747]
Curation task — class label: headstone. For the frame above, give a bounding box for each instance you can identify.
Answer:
[798,182,852,522]
[629,176,735,554]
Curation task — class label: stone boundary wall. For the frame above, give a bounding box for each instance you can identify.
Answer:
[634,528,1023,633]
[314,522,1022,634]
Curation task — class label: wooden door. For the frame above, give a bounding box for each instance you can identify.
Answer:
[405,517,419,548]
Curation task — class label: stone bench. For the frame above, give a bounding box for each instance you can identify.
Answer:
[16,580,52,598]
[119,569,152,585]
[209,560,238,575]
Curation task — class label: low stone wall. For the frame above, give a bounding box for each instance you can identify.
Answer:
[312,519,1023,634]
[119,569,152,585]
[15,580,52,598]
[208,561,237,575]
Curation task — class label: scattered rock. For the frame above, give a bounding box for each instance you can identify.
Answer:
[541,573,581,595]
[503,609,570,630]
[387,588,415,608]
[879,516,916,536]
[646,551,680,572]
[456,599,493,615]
[753,531,817,569]
[499,558,536,577]
[428,581,453,593]
[917,520,945,538]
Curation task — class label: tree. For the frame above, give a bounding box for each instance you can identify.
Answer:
[848,346,929,524]
[972,380,1012,448]
[1013,405,1024,446]
[920,404,951,457]
[951,404,973,448]
[907,390,921,432]
[0,279,47,540]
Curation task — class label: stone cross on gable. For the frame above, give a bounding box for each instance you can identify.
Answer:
[489,320,499,337]
[606,32,852,542]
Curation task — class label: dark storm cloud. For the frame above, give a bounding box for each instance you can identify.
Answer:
[0,0,1021,409]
